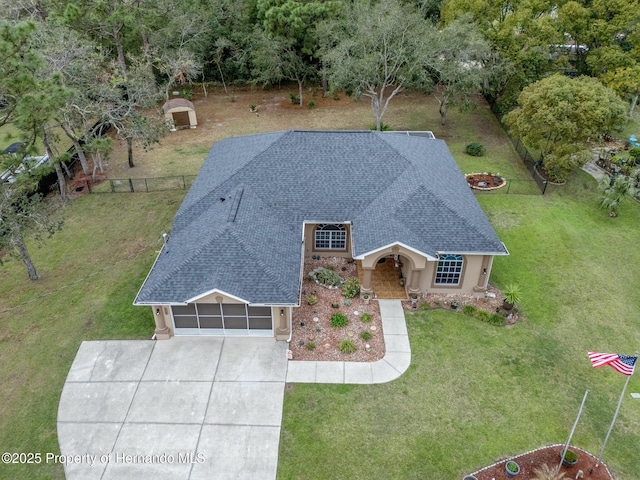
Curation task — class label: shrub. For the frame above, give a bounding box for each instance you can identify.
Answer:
[489,313,506,326]
[339,339,357,353]
[330,312,348,328]
[307,100,316,109]
[289,93,300,104]
[314,268,343,287]
[306,342,316,351]
[361,330,372,341]
[181,88,193,100]
[370,122,392,131]
[503,283,523,304]
[307,295,318,306]
[475,310,490,322]
[462,305,477,316]
[629,146,640,162]
[342,277,360,298]
[360,312,372,323]
[465,142,486,156]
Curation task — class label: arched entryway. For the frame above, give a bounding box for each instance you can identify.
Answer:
[357,253,415,299]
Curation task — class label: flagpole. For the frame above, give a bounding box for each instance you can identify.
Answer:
[596,351,639,467]
[557,389,589,474]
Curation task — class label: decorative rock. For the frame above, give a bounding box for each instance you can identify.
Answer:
[324,343,331,349]
[353,311,359,316]
[313,317,319,322]
[365,344,371,352]
[370,326,377,331]
[347,331,354,337]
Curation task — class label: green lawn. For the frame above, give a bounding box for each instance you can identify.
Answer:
[0,192,184,480]
[1,89,639,479]
[278,172,640,479]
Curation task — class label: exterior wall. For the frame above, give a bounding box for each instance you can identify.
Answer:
[303,223,352,258]
[151,305,173,339]
[420,254,493,295]
[194,291,244,304]
[274,306,291,341]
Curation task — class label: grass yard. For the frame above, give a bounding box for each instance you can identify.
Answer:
[1,87,639,479]
[0,192,184,480]
[278,173,640,479]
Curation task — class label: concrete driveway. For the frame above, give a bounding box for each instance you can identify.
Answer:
[58,300,411,479]
[57,337,288,480]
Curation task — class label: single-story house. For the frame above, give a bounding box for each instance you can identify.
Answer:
[134,130,508,339]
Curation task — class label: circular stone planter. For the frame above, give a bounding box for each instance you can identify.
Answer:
[465,173,506,190]
[462,476,478,480]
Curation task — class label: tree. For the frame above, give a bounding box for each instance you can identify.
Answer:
[441,0,561,113]
[253,0,340,106]
[503,74,627,182]
[251,30,316,106]
[0,21,73,201]
[94,58,166,168]
[320,0,434,130]
[602,66,640,117]
[0,180,62,281]
[426,16,493,125]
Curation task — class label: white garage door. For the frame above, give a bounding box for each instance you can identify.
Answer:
[171,304,272,336]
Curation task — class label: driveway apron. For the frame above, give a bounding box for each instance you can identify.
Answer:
[57,337,288,480]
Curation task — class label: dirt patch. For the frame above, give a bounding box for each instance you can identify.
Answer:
[468,444,614,480]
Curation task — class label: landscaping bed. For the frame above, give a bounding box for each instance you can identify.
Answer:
[467,444,614,480]
[291,257,385,362]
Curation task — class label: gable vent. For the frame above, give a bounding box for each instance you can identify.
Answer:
[227,186,244,222]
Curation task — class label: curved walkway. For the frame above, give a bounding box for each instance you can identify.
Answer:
[57,300,409,480]
[286,300,411,383]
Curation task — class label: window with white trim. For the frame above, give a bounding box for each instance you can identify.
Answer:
[314,224,346,250]
[434,254,463,285]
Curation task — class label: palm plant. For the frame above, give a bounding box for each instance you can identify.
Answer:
[598,174,637,217]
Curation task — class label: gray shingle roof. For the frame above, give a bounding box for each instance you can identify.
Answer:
[135,130,507,305]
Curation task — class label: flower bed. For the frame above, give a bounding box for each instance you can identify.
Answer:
[466,173,506,190]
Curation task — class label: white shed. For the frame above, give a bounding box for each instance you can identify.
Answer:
[162,98,197,131]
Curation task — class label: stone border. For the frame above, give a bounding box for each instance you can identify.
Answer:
[465,443,614,479]
[465,173,507,191]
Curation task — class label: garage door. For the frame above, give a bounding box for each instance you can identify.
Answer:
[171,304,272,336]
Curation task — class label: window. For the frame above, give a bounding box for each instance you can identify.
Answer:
[314,224,346,250]
[434,254,463,285]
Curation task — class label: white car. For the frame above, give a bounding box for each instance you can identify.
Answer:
[0,143,50,183]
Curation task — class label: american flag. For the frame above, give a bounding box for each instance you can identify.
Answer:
[588,352,638,376]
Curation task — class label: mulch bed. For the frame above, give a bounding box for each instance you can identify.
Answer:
[466,173,507,190]
[467,444,615,480]
[290,257,385,362]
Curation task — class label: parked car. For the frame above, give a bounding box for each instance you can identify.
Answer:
[0,143,50,183]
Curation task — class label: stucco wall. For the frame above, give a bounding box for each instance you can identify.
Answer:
[303,223,352,258]
[421,254,492,294]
